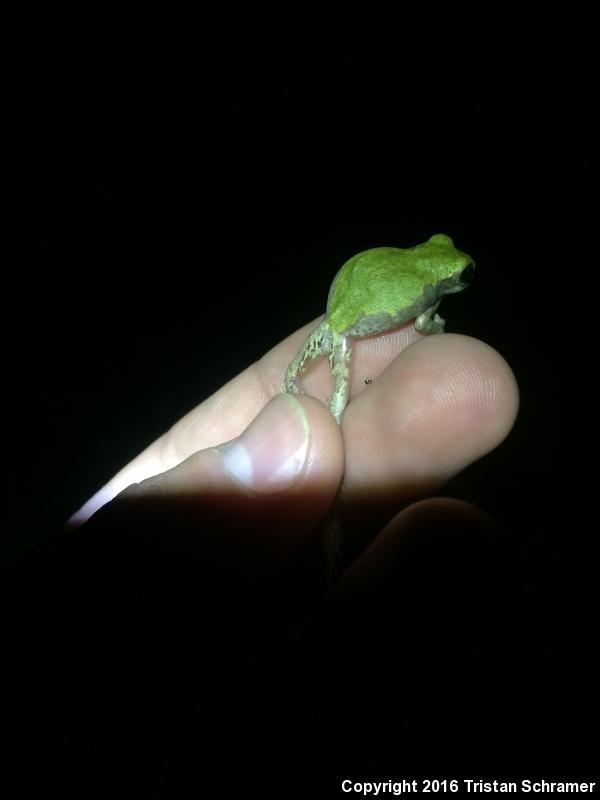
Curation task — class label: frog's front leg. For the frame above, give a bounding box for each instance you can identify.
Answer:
[328,331,352,423]
[415,302,445,334]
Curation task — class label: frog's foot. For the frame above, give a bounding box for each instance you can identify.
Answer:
[415,304,445,335]
[284,364,303,394]
[285,375,302,394]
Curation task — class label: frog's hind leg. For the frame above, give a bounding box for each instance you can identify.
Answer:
[284,320,331,394]
[328,331,352,423]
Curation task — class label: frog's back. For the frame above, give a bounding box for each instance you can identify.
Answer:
[326,246,431,334]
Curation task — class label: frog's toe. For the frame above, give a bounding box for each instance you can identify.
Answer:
[284,373,300,393]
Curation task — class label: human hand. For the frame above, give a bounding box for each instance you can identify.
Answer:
[8,321,519,789]
[67,319,518,587]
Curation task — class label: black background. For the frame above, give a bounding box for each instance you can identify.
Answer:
[13,25,595,556]
[6,15,598,793]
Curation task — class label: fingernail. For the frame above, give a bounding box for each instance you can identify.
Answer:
[219,394,310,494]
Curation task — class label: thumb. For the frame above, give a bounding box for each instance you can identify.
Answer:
[8,397,343,710]
[84,393,344,580]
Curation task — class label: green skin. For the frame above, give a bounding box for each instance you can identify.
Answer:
[285,234,475,423]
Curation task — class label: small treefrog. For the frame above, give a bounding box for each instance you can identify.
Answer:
[285,234,475,422]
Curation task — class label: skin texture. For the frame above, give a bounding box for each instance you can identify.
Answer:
[284,234,475,423]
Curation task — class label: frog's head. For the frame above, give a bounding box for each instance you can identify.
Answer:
[420,233,475,294]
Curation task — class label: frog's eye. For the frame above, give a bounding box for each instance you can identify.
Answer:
[459,262,475,284]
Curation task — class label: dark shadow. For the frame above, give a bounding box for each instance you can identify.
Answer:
[2,485,561,794]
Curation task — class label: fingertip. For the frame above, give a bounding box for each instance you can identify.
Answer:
[339,497,511,597]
